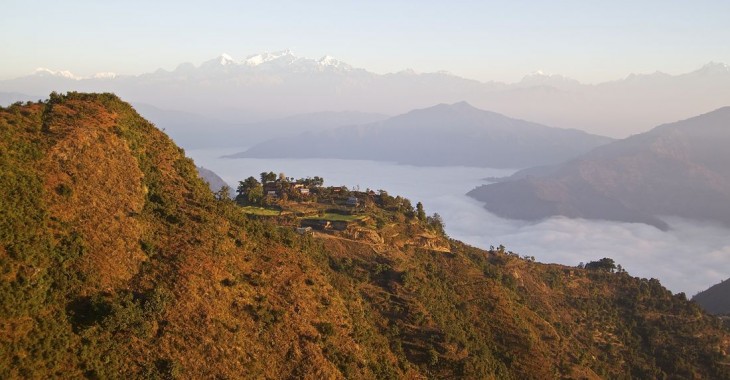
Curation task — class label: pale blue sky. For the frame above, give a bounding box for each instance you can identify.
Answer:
[1,0,729,83]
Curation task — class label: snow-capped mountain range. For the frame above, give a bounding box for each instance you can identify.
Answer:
[29,50,355,80]
[190,50,355,73]
[2,51,729,138]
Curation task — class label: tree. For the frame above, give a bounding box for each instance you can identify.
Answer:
[427,213,445,234]
[214,185,231,201]
[400,198,414,217]
[236,176,262,205]
[416,202,426,222]
[237,177,259,196]
[260,171,277,184]
[247,185,264,204]
[379,191,397,210]
[585,258,617,272]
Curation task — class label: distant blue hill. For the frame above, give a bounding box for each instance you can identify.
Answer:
[227,102,613,168]
[468,106,730,230]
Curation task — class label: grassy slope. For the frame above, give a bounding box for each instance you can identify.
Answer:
[304,213,367,222]
[239,206,282,216]
[1,93,728,379]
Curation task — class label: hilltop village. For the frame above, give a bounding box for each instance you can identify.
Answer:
[226,171,447,247]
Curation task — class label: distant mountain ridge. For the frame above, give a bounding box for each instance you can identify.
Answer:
[2,52,730,137]
[0,91,39,106]
[133,103,388,149]
[196,166,230,193]
[693,278,730,315]
[468,107,730,230]
[226,102,613,168]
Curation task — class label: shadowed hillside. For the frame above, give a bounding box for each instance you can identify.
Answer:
[469,107,730,230]
[694,278,730,315]
[197,166,230,193]
[1,93,728,379]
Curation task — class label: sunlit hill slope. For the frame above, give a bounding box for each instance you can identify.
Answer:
[1,93,728,379]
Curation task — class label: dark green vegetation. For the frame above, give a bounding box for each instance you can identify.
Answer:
[694,278,730,315]
[1,93,729,379]
[469,107,730,230]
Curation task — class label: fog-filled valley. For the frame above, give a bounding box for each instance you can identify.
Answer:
[190,149,730,296]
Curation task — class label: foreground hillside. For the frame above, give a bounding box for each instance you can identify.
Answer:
[468,107,730,230]
[229,102,612,168]
[1,93,729,379]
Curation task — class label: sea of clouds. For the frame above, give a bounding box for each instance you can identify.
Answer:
[189,149,730,296]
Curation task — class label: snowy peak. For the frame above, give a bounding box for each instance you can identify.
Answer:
[173,62,196,73]
[33,67,79,80]
[244,49,296,66]
[317,55,352,70]
[200,53,238,68]
[519,70,580,87]
[238,50,353,71]
[160,50,355,77]
[623,71,671,81]
[92,72,118,79]
[31,68,116,80]
[691,62,730,76]
[397,68,419,75]
[217,53,235,65]
[318,55,338,65]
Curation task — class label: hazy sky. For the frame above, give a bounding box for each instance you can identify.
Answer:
[2,1,729,83]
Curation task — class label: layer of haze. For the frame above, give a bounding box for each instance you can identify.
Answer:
[2,1,729,83]
[190,150,730,296]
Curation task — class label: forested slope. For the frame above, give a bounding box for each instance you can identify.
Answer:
[1,93,728,379]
